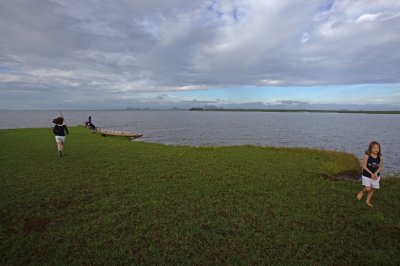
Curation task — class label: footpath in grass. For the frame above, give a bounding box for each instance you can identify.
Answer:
[0,127,399,265]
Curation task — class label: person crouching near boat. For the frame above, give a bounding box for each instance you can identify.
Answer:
[84,116,96,130]
[357,141,383,207]
[52,117,69,157]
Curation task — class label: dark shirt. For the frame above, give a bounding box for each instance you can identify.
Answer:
[362,155,380,178]
[53,125,69,136]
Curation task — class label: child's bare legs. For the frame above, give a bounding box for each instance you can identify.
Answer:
[356,187,368,200]
[357,186,373,207]
[357,190,363,200]
[365,187,374,207]
[56,142,64,156]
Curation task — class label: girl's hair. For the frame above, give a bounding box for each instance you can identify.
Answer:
[365,141,382,157]
[52,117,64,125]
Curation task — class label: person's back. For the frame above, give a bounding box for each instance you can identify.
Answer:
[85,116,96,130]
[52,117,69,157]
[84,116,91,126]
[53,124,68,136]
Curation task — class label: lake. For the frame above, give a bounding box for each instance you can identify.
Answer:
[1,110,399,175]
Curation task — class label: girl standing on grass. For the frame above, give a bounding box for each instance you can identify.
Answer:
[357,141,383,207]
[52,117,69,157]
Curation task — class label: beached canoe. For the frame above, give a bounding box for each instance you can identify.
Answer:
[96,128,143,139]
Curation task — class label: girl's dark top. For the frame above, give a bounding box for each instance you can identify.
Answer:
[362,155,381,178]
[53,125,69,136]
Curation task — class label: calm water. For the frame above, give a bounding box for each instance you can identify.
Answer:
[1,110,399,175]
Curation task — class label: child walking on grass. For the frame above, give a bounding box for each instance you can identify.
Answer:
[52,117,69,157]
[357,141,383,207]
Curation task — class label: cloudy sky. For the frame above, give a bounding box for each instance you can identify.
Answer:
[1,0,400,110]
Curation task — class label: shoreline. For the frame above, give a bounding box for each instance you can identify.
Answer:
[189,108,400,114]
[1,127,399,176]
[1,109,400,114]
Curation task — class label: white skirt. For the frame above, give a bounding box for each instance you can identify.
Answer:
[362,175,380,189]
[55,136,66,143]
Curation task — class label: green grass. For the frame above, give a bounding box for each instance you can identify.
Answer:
[1,127,399,265]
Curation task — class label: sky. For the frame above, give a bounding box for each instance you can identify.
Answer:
[0,0,400,110]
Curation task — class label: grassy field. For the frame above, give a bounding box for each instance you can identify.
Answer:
[1,127,399,265]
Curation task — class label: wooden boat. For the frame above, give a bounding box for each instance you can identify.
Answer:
[96,128,143,140]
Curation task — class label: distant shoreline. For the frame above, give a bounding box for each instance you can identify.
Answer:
[1,109,400,114]
[189,108,400,114]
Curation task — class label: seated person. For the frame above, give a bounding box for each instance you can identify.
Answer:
[84,116,96,130]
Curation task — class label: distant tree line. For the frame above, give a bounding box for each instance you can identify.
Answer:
[189,108,400,114]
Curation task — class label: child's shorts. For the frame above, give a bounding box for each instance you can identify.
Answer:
[362,175,380,189]
[55,136,66,143]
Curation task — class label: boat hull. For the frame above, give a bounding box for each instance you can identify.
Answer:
[96,128,143,139]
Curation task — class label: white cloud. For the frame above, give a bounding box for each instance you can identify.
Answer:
[357,13,381,23]
[260,80,284,85]
[29,68,75,78]
[0,73,23,83]
[0,0,400,109]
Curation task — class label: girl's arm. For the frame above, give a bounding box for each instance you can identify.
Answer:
[375,156,384,176]
[362,154,374,176]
